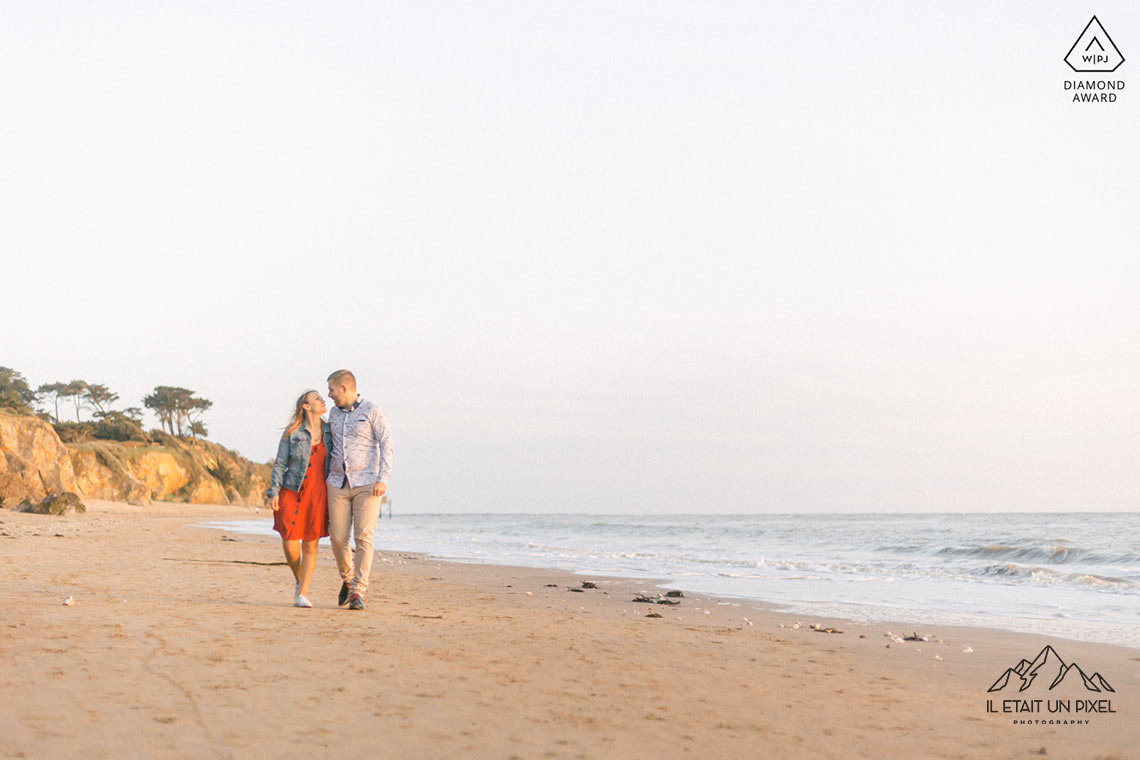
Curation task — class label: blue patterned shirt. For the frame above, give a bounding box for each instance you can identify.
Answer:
[327,395,394,488]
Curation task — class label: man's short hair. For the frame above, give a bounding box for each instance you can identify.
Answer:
[327,369,356,388]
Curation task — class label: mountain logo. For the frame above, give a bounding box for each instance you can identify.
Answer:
[1064,16,1125,73]
[988,645,1115,693]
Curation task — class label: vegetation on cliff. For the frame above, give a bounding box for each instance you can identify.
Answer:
[143,386,212,438]
[0,367,36,412]
[3,366,216,444]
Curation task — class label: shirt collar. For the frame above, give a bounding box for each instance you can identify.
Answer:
[338,394,363,413]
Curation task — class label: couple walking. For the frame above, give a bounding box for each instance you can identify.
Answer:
[264,369,393,610]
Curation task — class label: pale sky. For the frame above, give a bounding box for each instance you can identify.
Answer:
[3,2,1138,513]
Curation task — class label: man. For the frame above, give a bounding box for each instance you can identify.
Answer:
[326,369,394,610]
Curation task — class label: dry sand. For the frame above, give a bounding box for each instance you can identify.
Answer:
[1,501,1136,760]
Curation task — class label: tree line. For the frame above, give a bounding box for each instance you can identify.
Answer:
[0,367,212,440]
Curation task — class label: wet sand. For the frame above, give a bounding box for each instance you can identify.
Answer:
[0,500,1135,759]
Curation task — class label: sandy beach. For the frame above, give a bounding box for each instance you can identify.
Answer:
[1,501,1135,760]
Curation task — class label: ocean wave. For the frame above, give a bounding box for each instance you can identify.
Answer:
[717,572,822,581]
[975,562,1140,591]
[876,543,926,554]
[520,543,820,572]
[935,543,1140,566]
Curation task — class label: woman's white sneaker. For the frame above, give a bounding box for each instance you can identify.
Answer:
[294,594,312,608]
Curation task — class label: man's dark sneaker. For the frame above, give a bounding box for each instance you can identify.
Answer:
[348,594,364,611]
[338,582,350,607]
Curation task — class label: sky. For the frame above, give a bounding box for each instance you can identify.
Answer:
[2,1,1138,513]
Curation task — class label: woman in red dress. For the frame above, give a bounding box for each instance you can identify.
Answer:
[265,390,331,607]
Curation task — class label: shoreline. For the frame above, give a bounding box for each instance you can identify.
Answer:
[193,510,1140,652]
[2,500,1136,759]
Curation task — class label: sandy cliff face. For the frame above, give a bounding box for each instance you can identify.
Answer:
[0,410,270,507]
[67,443,190,505]
[0,412,80,506]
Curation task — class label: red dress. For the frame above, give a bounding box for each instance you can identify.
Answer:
[274,440,329,541]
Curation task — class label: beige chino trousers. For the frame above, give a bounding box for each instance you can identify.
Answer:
[327,483,383,597]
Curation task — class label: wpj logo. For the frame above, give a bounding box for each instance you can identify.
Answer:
[1065,16,1124,72]
[985,645,1116,725]
[1063,16,1125,103]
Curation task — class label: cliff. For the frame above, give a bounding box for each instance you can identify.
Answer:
[0,410,270,508]
[0,409,80,506]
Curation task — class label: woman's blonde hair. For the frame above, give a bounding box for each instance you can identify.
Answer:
[283,390,319,438]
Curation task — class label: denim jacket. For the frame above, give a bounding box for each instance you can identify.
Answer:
[265,420,333,499]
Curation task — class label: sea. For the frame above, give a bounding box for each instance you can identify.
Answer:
[195,512,1140,648]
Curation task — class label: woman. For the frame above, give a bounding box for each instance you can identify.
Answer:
[265,390,332,607]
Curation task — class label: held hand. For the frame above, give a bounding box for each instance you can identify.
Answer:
[371,482,387,499]
[268,493,280,511]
